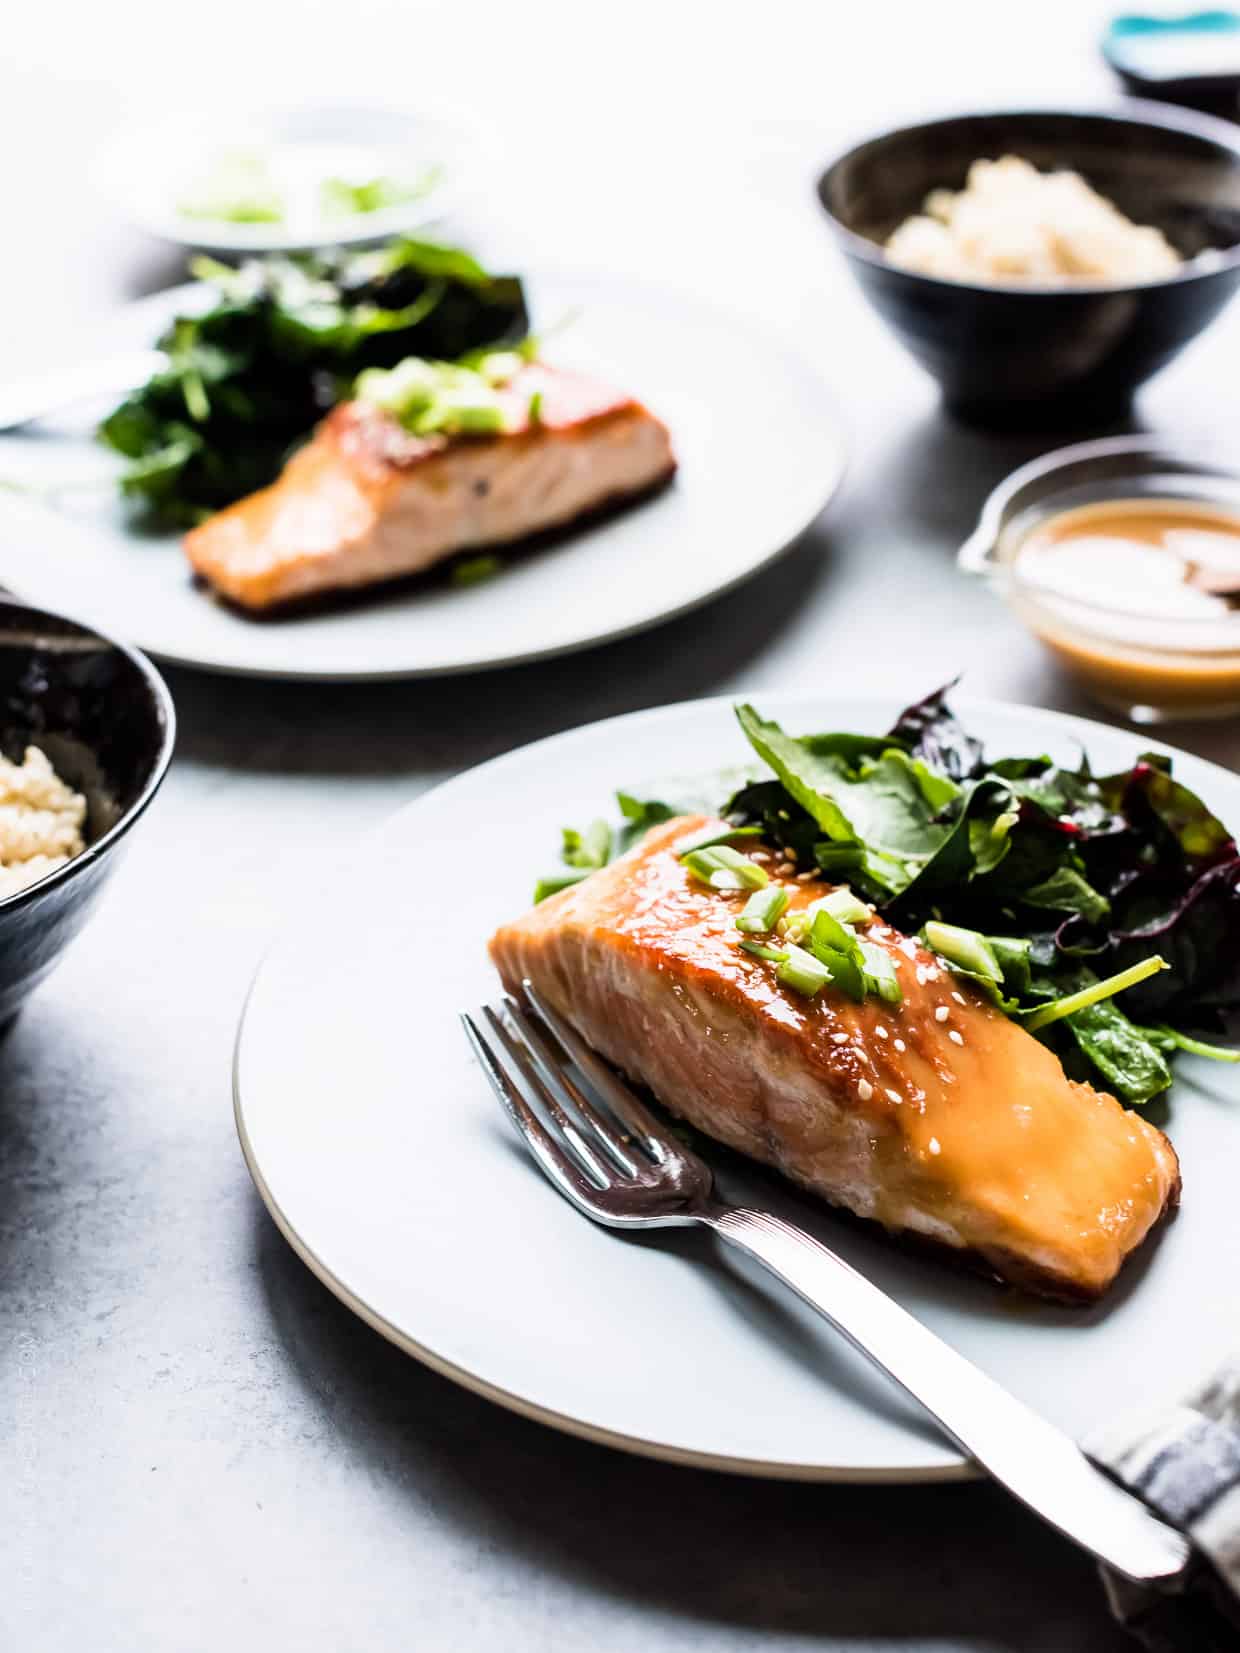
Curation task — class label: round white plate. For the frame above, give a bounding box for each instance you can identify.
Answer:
[234,693,1240,1481]
[0,274,842,681]
[95,103,482,254]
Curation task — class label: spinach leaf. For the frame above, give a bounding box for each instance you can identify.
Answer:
[1060,1000,1172,1104]
[734,706,956,897]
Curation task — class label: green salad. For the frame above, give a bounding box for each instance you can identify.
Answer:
[537,685,1240,1106]
[98,238,528,525]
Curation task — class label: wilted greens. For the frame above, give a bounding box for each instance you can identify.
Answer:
[537,684,1240,1105]
[98,238,528,525]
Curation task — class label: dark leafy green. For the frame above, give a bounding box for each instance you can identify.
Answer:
[99,238,528,525]
[534,684,1240,1104]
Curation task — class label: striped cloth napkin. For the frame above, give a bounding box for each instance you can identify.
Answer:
[1086,1355,1240,1649]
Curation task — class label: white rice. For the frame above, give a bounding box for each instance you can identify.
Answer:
[885,155,1183,286]
[0,746,87,898]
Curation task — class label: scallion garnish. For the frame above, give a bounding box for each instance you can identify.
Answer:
[922,921,1003,983]
[776,944,833,997]
[736,886,790,934]
[807,887,871,926]
[533,869,590,904]
[681,844,768,892]
[739,939,790,964]
[859,941,903,1005]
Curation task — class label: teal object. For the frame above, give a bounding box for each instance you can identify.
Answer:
[1104,12,1240,115]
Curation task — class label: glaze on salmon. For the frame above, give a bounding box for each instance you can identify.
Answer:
[490,816,1180,1302]
[183,364,676,611]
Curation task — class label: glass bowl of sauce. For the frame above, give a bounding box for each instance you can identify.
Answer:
[960,435,1240,720]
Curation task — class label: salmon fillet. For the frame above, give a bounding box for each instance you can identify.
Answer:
[183,364,676,612]
[489,816,1181,1302]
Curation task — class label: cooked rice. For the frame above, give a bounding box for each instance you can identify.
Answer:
[0,746,87,898]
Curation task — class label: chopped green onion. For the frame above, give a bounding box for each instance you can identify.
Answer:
[776,944,832,997]
[528,389,544,425]
[450,554,503,587]
[739,939,789,963]
[562,819,612,871]
[674,821,763,856]
[736,886,790,934]
[1024,956,1169,1034]
[808,908,860,959]
[814,945,867,1002]
[807,887,871,926]
[681,844,768,891]
[922,920,1003,983]
[859,941,903,1005]
[533,869,590,903]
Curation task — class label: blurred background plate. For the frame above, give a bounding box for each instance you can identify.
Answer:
[0,270,844,680]
[234,692,1240,1482]
[94,102,490,254]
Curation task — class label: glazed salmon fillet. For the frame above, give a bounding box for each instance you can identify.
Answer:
[183,364,676,612]
[490,816,1181,1302]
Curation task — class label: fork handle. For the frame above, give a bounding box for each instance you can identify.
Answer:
[701,1204,1191,1588]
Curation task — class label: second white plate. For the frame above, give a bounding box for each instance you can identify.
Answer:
[0,273,843,680]
[233,693,1240,1480]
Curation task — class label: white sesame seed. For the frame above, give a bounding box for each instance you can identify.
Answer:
[749,849,771,864]
[885,1088,901,1104]
[948,1030,964,1046]
[784,846,798,863]
[831,1031,849,1045]
[951,991,966,1006]
[857,1078,874,1101]
[915,966,929,986]
[899,938,919,960]
[934,1006,949,1023]
[796,870,816,884]
[875,1024,889,1040]
[928,1136,941,1156]
[776,863,795,878]
[894,1038,906,1053]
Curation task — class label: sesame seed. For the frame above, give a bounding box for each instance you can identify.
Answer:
[928,1136,941,1156]
[934,1006,949,1023]
[894,1038,906,1053]
[951,991,966,1006]
[899,938,919,960]
[885,1088,901,1104]
[948,1030,964,1046]
[857,1078,874,1101]
[796,870,816,884]
[875,1025,889,1040]
[915,966,929,986]
[784,847,798,863]
[831,1031,849,1045]
[749,850,771,864]
[775,863,795,878]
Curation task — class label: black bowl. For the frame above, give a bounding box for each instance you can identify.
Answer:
[0,599,175,1024]
[817,103,1240,426]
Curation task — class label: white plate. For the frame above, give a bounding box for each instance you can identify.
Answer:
[0,275,842,681]
[234,694,1240,1481]
[95,104,483,254]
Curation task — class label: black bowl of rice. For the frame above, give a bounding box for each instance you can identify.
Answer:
[0,598,174,1024]
[817,102,1240,425]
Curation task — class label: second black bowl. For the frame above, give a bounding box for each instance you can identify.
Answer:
[0,600,175,1025]
[817,103,1240,426]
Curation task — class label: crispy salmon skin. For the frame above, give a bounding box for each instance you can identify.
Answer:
[183,363,676,612]
[489,816,1180,1302]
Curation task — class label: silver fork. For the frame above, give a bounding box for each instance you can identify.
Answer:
[462,981,1193,1591]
